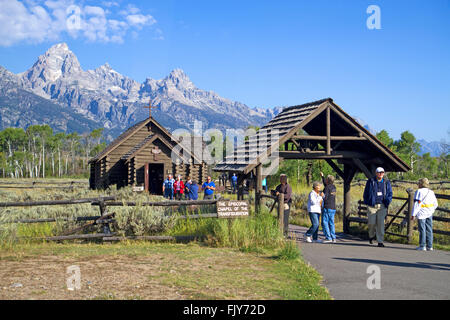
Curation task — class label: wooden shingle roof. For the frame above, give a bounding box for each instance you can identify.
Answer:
[214,98,410,175]
[89,118,149,163]
[121,134,155,161]
[90,117,206,165]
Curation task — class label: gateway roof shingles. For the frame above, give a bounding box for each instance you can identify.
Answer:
[214,98,410,174]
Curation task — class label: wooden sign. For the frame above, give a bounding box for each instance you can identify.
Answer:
[132,186,144,192]
[217,200,249,218]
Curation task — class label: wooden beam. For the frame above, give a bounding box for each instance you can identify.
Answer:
[279,150,370,160]
[329,102,410,172]
[291,135,366,141]
[288,139,300,149]
[352,158,373,179]
[325,159,345,180]
[326,106,331,155]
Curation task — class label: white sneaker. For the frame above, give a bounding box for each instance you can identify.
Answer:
[332,239,337,243]
[427,247,434,251]
[416,246,426,251]
[305,236,312,243]
[323,239,333,243]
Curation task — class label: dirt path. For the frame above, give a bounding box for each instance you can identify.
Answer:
[0,254,183,300]
[0,242,323,300]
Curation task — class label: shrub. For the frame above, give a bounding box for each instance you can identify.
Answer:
[113,202,178,237]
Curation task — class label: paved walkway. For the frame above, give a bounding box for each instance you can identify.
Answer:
[289,225,450,300]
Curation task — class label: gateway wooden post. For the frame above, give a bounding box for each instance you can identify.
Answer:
[343,164,356,234]
[255,164,262,214]
[406,188,415,243]
[277,193,285,234]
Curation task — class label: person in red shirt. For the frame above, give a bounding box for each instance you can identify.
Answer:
[173,175,185,201]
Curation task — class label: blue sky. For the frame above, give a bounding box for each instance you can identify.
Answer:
[0,0,449,142]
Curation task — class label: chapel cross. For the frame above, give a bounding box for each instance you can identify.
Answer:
[143,98,157,118]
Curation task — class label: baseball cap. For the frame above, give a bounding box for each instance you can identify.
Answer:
[376,167,385,173]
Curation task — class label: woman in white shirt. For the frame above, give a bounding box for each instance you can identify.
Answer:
[411,178,438,251]
[306,181,323,243]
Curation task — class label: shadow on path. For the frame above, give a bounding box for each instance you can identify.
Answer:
[333,257,450,271]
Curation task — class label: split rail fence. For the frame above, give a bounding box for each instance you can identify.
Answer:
[0,180,88,190]
[336,179,450,190]
[0,196,251,242]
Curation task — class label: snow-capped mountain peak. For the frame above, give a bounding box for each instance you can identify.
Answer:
[10,43,280,135]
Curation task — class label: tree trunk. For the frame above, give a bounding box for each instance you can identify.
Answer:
[58,148,61,177]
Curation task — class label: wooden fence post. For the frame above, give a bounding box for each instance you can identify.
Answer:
[255,190,261,214]
[98,197,111,235]
[406,188,414,244]
[237,185,244,200]
[277,193,284,235]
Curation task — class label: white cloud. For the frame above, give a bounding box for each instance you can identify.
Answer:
[84,5,105,16]
[102,1,119,8]
[0,0,162,46]
[126,14,156,28]
[119,4,140,15]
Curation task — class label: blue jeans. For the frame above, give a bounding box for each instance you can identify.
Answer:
[232,182,237,193]
[164,188,173,200]
[306,212,321,240]
[322,208,336,240]
[417,217,433,249]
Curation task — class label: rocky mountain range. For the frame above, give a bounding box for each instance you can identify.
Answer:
[0,43,445,156]
[1,42,281,139]
[0,64,99,133]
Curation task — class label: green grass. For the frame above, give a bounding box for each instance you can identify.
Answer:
[276,240,301,260]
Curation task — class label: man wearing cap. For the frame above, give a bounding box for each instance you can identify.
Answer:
[363,167,393,247]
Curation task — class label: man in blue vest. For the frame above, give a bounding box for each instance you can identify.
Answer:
[162,175,175,200]
[363,167,393,247]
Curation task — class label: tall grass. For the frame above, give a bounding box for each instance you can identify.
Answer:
[168,207,284,251]
[0,183,287,252]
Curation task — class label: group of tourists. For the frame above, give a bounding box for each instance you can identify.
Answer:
[275,166,439,250]
[162,166,439,250]
[305,172,337,243]
[361,167,438,250]
[162,174,216,201]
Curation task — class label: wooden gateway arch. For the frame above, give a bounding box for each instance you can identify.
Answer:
[213,98,410,233]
